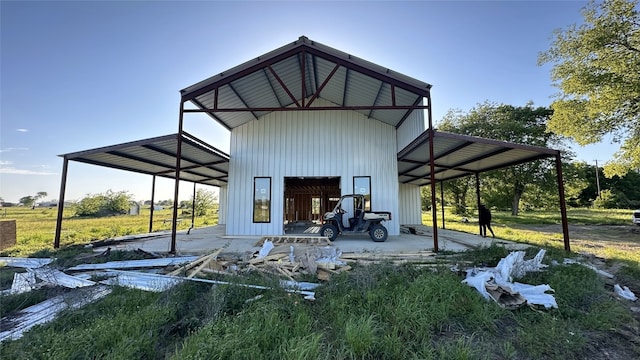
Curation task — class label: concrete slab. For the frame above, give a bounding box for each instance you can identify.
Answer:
[93,224,530,256]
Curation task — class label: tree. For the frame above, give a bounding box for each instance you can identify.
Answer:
[443,177,474,215]
[438,102,566,215]
[18,191,48,209]
[32,191,47,209]
[19,196,35,208]
[538,0,640,177]
[192,189,218,216]
[75,190,133,217]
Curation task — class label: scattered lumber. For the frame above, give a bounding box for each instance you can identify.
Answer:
[255,236,330,246]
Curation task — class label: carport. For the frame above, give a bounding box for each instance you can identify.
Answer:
[54,129,570,254]
[397,129,570,252]
[54,132,229,253]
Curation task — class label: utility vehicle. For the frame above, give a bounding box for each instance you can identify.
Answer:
[319,194,391,242]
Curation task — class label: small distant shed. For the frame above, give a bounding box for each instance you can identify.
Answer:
[129,202,140,215]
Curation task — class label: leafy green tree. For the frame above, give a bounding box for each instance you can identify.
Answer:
[19,196,35,208]
[593,189,619,208]
[75,194,106,216]
[442,177,474,215]
[558,161,593,207]
[438,102,566,215]
[158,199,173,207]
[75,190,133,217]
[420,186,432,211]
[18,191,48,208]
[539,0,640,177]
[32,191,47,209]
[193,189,218,216]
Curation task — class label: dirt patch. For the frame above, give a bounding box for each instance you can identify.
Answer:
[511,224,640,263]
[513,224,640,243]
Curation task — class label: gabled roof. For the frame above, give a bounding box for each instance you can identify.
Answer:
[180,36,432,130]
[59,132,229,187]
[398,130,559,186]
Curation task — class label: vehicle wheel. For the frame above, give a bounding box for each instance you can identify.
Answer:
[320,224,339,241]
[369,224,388,242]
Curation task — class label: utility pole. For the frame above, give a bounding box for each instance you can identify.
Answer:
[594,160,601,199]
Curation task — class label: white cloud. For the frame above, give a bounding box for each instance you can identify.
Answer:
[16,129,28,132]
[0,166,56,175]
[0,147,29,153]
[0,160,12,165]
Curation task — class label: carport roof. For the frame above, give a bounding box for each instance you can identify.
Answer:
[398,130,560,186]
[59,132,229,187]
[180,36,432,130]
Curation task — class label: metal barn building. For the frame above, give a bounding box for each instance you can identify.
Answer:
[55,36,570,253]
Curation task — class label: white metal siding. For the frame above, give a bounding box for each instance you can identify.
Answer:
[396,104,426,152]
[218,185,227,225]
[226,98,400,236]
[398,183,422,225]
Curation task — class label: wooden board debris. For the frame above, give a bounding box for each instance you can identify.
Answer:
[255,236,331,246]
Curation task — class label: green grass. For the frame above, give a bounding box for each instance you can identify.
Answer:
[2,260,636,359]
[0,206,218,257]
[1,207,639,359]
[423,207,640,264]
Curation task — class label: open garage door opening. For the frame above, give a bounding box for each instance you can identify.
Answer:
[284,177,340,234]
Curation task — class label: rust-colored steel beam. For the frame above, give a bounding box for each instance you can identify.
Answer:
[268,65,301,107]
[342,68,350,105]
[149,175,156,233]
[440,182,445,229]
[475,173,482,236]
[395,96,426,129]
[262,68,285,107]
[301,50,306,107]
[54,157,69,249]
[391,85,396,106]
[307,63,340,108]
[556,152,571,251]
[191,182,196,229]
[191,98,231,131]
[183,105,430,113]
[427,93,438,252]
[228,82,259,120]
[171,102,185,254]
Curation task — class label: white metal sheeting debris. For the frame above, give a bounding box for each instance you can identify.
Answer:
[462,250,558,309]
[10,272,38,294]
[0,257,54,269]
[0,286,112,342]
[99,270,184,292]
[257,240,274,258]
[561,258,615,278]
[614,284,638,301]
[30,267,96,288]
[66,256,200,271]
[96,270,317,300]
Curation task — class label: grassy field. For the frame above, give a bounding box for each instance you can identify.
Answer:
[0,206,218,257]
[0,207,639,359]
[423,207,640,264]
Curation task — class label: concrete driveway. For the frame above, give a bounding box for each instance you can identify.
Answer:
[93,225,530,256]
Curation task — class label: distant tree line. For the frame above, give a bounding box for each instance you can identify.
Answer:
[66,188,218,218]
[422,101,640,215]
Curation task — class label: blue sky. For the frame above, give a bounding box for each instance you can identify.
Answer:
[1,0,616,203]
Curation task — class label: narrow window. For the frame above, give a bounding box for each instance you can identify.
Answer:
[353,176,371,211]
[253,177,271,223]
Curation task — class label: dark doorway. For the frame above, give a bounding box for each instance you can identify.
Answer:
[284,177,340,233]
